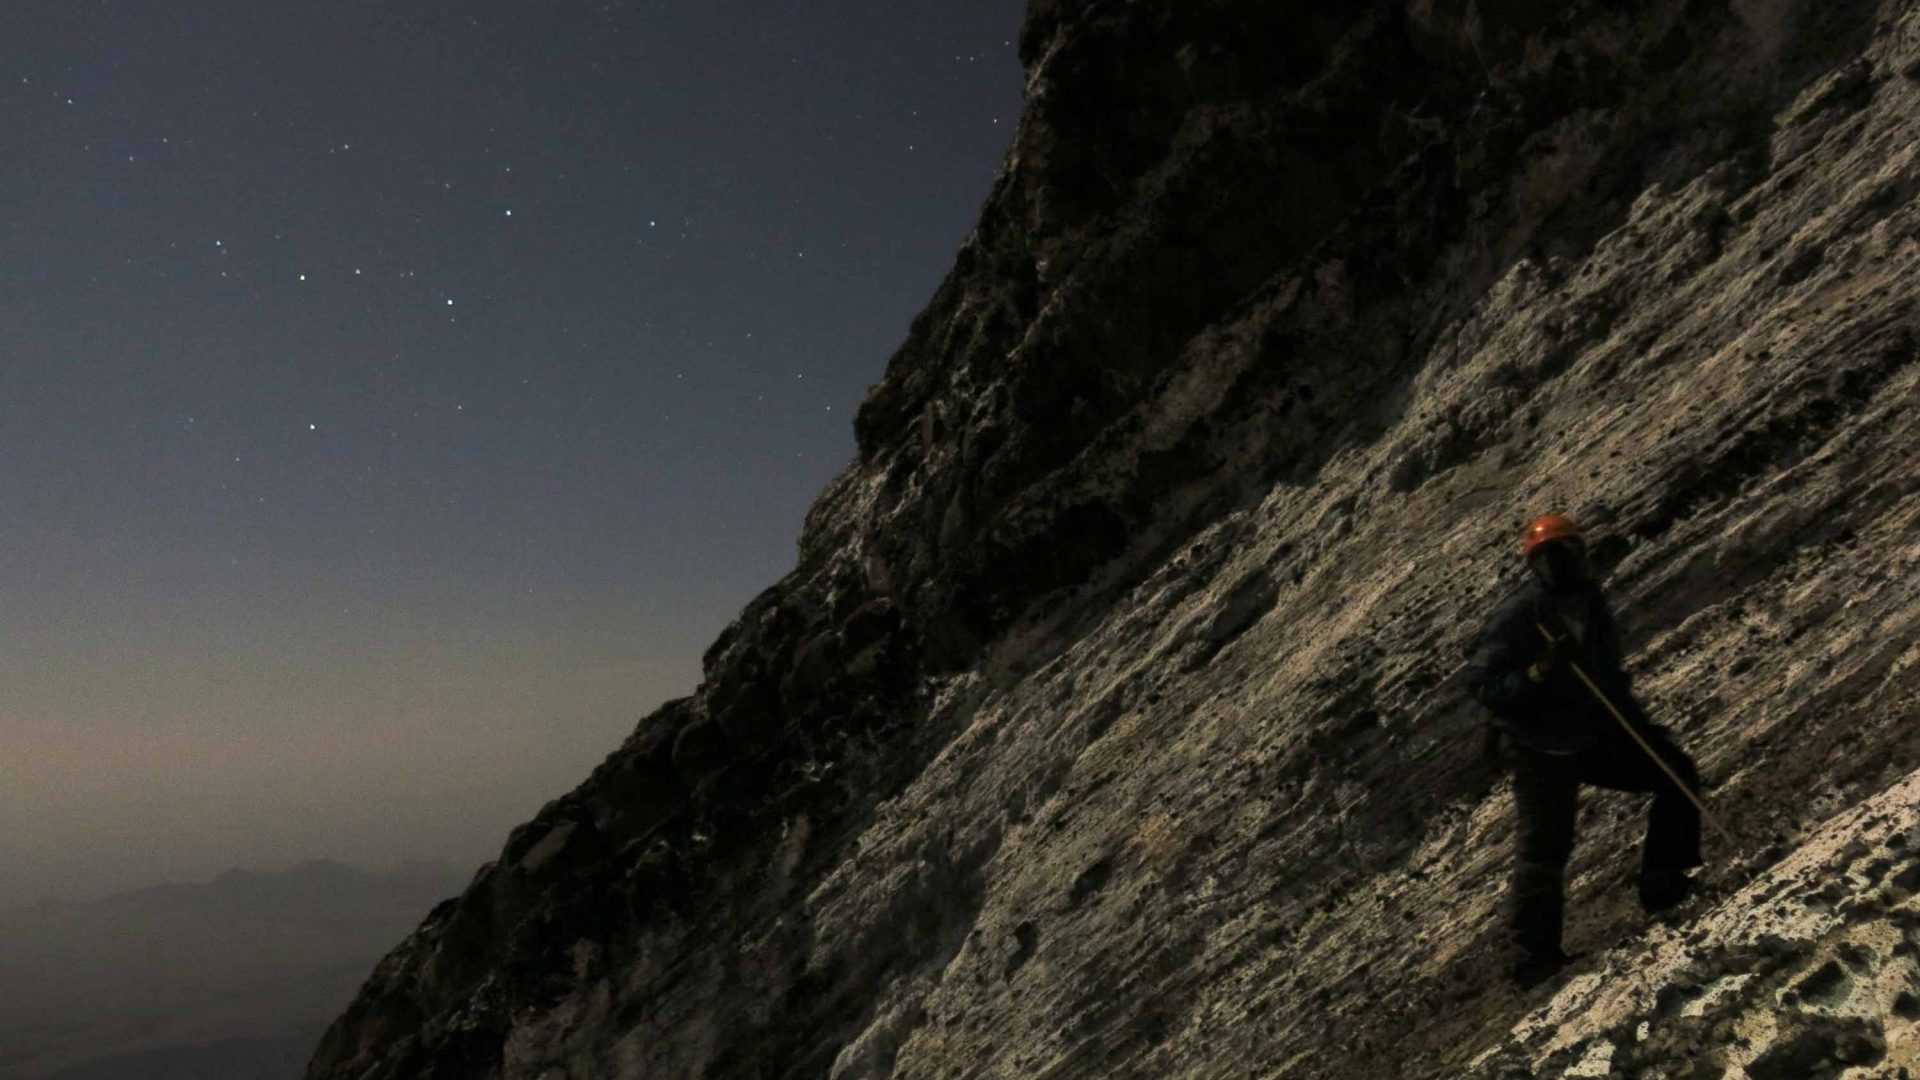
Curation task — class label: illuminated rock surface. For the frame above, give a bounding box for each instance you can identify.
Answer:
[308,2,1920,1076]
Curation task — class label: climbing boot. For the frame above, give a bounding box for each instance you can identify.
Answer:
[1639,868,1692,915]
[1511,947,1576,990]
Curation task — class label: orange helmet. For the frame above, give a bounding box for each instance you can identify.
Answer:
[1521,513,1584,555]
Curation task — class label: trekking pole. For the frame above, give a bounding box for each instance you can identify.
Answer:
[1535,622,1733,846]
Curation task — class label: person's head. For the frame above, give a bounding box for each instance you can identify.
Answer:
[1521,513,1593,592]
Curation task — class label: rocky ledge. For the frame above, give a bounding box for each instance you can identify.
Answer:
[309,1,1920,1076]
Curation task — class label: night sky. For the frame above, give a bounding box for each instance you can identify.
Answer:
[0,1,1026,907]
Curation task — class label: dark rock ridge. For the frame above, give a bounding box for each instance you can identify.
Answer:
[307,1,1920,1076]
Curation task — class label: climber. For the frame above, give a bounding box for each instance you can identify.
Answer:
[1467,512,1704,989]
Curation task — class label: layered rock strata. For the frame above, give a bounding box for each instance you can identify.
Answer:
[309,1,1920,1076]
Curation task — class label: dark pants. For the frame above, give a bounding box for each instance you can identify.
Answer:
[1508,725,1703,959]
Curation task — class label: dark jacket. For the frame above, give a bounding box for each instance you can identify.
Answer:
[1467,574,1646,754]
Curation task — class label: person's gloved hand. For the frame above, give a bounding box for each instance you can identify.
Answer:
[1527,634,1571,683]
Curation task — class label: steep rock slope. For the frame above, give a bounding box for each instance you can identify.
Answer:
[308,1,1920,1076]
[1469,769,1920,1077]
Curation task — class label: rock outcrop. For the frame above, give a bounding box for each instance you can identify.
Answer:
[307,1,1920,1076]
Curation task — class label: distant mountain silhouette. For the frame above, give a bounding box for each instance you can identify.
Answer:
[46,1032,321,1080]
[0,859,466,1080]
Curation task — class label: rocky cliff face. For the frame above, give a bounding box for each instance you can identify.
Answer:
[307,1,1920,1076]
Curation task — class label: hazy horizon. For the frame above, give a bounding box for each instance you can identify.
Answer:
[0,642,701,909]
[1,0,1026,911]
[5,846,472,912]
[0,856,472,1079]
